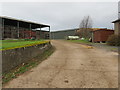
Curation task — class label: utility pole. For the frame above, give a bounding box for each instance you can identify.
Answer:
[2,18,4,40]
[49,26,51,40]
[29,24,32,38]
[17,21,19,38]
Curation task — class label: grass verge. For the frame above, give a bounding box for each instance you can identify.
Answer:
[1,39,49,50]
[67,39,92,45]
[2,46,55,85]
[68,40,118,52]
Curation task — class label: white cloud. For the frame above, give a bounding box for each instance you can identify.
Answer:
[1,2,118,31]
[0,0,119,2]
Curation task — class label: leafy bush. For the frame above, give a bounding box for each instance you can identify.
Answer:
[107,34,120,46]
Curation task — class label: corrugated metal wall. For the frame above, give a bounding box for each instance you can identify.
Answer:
[51,30,76,39]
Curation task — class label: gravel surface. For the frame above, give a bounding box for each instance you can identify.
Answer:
[3,40,118,88]
[90,43,119,52]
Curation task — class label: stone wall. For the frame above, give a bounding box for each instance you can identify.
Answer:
[2,42,52,73]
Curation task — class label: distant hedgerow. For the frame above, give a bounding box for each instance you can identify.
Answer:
[107,34,120,46]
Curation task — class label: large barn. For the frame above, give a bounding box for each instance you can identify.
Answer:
[51,28,78,39]
[0,16,50,40]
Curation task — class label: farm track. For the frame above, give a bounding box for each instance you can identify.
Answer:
[3,40,118,88]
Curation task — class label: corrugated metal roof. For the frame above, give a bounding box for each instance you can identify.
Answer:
[92,28,113,32]
[76,28,113,32]
[112,19,120,23]
[92,29,114,32]
[0,16,50,27]
[51,28,79,32]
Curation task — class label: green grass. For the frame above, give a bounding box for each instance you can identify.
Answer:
[0,39,49,50]
[2,46,55,84]
[68,39,91,44]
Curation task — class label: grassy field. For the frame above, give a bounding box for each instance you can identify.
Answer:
[0,39,49,50]
[68,39,91,44]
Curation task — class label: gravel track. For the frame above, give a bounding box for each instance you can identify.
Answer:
[3,40,118,88]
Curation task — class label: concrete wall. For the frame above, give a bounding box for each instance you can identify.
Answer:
[51,30,76,39]
[2,42,52,73]
[114,21,120,35]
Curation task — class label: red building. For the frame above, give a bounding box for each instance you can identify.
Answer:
[19,30,36,39]
[92,29,114,43]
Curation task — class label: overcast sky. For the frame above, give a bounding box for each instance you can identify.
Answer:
[1,2,118,31]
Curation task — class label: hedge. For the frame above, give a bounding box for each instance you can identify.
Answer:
[1,41,50,51]
[107,34,120,46]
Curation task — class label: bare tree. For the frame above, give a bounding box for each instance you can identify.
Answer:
[78,16,93,39]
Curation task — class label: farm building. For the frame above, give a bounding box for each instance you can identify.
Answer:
[51,28,78,39]
[0,16,50,40]
[92,29,114,43]
[112,19,120,35]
